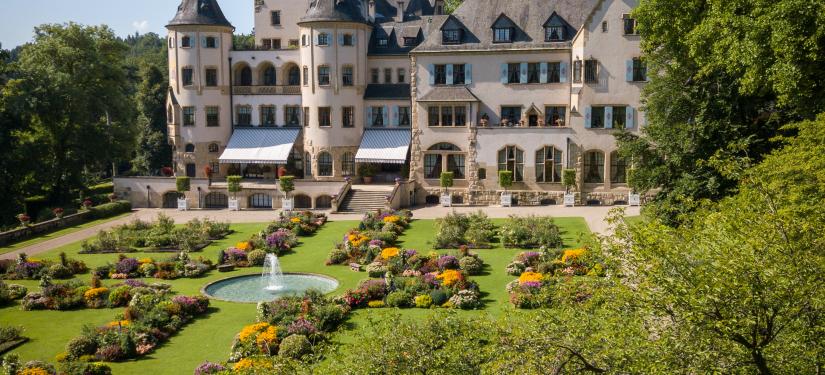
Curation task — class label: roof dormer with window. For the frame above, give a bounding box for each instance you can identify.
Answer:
[440,15,465,45]
[542,12,572,42]
[491,13,517,43]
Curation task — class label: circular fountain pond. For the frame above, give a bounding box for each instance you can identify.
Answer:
[203,273,339,303]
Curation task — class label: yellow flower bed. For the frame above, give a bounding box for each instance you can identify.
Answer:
[106,320,130,327]
[234,357,273,371]
[518,272,544,285]
[368,300,385,308]
[83,287,109,300]
[19,368,50,375]
[139,258,154,264]
[561,248,587,263]
[348,233,370,248]
[290,217,302,224]
[383,215,401,223]
[380,247,400,260]
[436,269,462,287]
[238,322,277,345]
[235,242,252,251]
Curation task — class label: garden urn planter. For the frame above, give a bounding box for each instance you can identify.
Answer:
[564,193,576,207]
[440,193,452,207]
[500,192,513,207]
[228,197,240,211]
[177,198,189,211]
[282,197,294,211]
[628,193,641,207]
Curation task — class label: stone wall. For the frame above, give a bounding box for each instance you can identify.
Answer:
[0,212,90,247]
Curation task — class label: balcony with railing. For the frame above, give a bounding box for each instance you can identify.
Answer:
[232,85,301,96]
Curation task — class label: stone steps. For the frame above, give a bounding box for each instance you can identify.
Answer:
[337,189,388,213]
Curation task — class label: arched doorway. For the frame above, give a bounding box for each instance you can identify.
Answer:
[204,192,229,209]
[249,193,273,209]
[315,195,332,209]
[162,192,179,209]
[294,194,312,209]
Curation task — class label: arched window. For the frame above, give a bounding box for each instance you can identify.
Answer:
[185,143,195,153]
[304,152,312,177]
[315,195,332,209]
[498,146,524,182]
[610,151,628,184]
[262,65,276,86]
[249,193,273,209]
[584,151,605,183]
[301,35,307,46]
[294,194,312,209]
[288,66,301,86]
[318,152,333,177]
[535,146,563,183]
[424,143,465,179]
[342,152,355,176]
[208,143,219,153]
[239,66,252,86]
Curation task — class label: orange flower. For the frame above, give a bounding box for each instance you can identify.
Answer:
[436,269,463,287]
[236,242,252,251]
[561,248,587,263]
[381,247,400,259]
[518,272,543,285]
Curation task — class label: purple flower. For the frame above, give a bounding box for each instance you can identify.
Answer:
[124,279,147,288]
[116,258,140,274]
[287,318,319,336]
[437,255,459,270]
[422,272,438,285]
[266,229,294,251]
[521,281,542,289]
[368,239,384,248]
[194,361,226,375]
[224,248,247,261]
[404,249,418,258]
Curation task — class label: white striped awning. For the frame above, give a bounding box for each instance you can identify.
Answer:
[218,128,300,164]
[355,128,411,164]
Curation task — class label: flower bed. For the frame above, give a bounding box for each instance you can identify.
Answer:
[498,215,563,248]
[217,230,298,269]
[20,276,172,311]
[326,209,412,266]
[91,253,213,281]
[2,253,87,280]
[505,247,605,308]
[0,280,27,306]
[433,211,497,249]
[79,214,231,254]
[264,211,327,236]
[58,292,210,364]
[0,326,27,355]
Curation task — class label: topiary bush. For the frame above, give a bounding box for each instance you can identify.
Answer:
[385,290,413,308]
[278,334,311,359]
[66,335,98,360]
[247,250,267,266]
[499,215,562,248]
[414,294,433,308]
[459,256,484,275]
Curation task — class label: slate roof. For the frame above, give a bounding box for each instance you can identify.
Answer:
[414,0,600,52]
[418,86,479,102]
[368,16,447,55]
[364,84,412,100]
[300,0,370,24]
[168,0,233,28]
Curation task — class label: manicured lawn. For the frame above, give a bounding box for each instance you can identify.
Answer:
[0,217,591,374]
[0,212,132,255]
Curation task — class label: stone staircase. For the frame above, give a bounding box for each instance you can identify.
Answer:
[337,189,388,213]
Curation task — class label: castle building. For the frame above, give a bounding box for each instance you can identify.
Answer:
[116,0,646,210]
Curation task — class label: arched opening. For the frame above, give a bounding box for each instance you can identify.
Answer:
[167,105,174,124]
[249,193,273,209]
[498,146,524,182]
[610,151,628,184]
[424,143,465,179]
[162,192,180,209]
[315,195,332,209]
[535,146,563,183]
[294,194,312,209]
[234,64,253,86]
[208,143,219,153]
[317,151,333,177]
[185,143,195,153]
[341,152,355,177]
[260,63,277,86]
[204,192,229,209]
[584,150,605,184]
[287,66,301,86]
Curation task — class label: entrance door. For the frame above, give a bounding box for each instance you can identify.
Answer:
[162,192,179,208]
[185,163,196,177]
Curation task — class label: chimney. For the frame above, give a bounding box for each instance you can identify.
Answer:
[368,0,376,22]
[396,1,405,21]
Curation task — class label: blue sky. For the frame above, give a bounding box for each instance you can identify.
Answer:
[0,0,255,48]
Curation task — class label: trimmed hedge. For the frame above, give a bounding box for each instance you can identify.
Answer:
[88,201,132,219]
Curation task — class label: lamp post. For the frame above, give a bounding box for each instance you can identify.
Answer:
[146,185,151,208]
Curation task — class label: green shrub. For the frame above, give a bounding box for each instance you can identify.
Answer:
[0,325,24,344]
[414,294,433,308]
[498,170,514,190]
[176,177,191,193]
[48,264,73,279]
[430,290,449,306]
[108,286,131,307]
[385,291,413,308]
[440,172,454,189]
[66,335,98,359]
[278,334,311,359]
[434,211,496,248]
[499,215,562,248]
[279,176,295,195]
[562,169,577,192]
[366,262,388,278]
[326,248,349,265]
[247,250,267,266]
[227,176,243,196]
[459,256,484,275]
[88,182,114,196]
[59,362,112,375]
[88,200,132,219]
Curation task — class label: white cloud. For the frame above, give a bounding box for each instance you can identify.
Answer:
[132,20,150,33]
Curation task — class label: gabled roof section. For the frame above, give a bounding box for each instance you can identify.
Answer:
[440,15,465,30]
[167,0,233,28]
[542,11,576,41]
[492,13,517,29]
[300,0,369,24]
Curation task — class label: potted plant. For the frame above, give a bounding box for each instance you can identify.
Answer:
[279,176,295,211]
[176,176,191,211]
[562,169,577,207]
[278,166,288,178]
[627,167,641,206]
[82,199,93,210]
[440,172,454,207]
[227,175,242,211]
[358,164,376,184]
[499,170,514,207]
[16,213,31,227]
[52,207,65,219]
[161,167,174,177]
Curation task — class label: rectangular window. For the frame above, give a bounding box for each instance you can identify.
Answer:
[377,38,388,47]
[384,68,392,83]
[285,106,300,126]
[545,106,566,127]
[442,29,460,44]
[434,65,447,85]
[602,21,608,33]
[318,107,331,127]
[182,67,194,86]
[318,33,329,46]
[181,36,192,48]
[623,16,637,35]
[371,68,379,84]
[205,68,218,87]
[318,66,330,86]
[545,26,564,41]
[237,106,251,126]
[428,106,440,126]
[303,66,309,85]
[183,107,195,126]
[399,106,411,126]
[397,68,406,83]
[342,106,354,128]
[288,39,299,48]
[371,106,384,127]
[441,106,453,126]
[633,58,647,82]
[272,39,281,50]
[424,154,443,179]
[507,63,520,84]
[454,106,466,126]
[527,63,540,83]
[302,107,309,127]
[342,66,354,86]
[206,106,219,127]
[403,37,417,46]
[584,59,599,83]
[453,64,465,85]
[493,28,512,43]
[501,106,521,125]
[262,39,272,50]
[613,106,627,129]
[548,62,561,83]
[447,154,465,179]
[205,36,217,48]
[573,60,582,83]
[342,34,354,46]
[271,11,281,26]
[591,106,605,128]
[261,106,276,126]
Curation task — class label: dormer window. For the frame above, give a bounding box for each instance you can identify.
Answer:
[493,27,512,43]
[377,38,388,47]
[403,37,417,46]
[545,26,564,41]
[442,29,461,44]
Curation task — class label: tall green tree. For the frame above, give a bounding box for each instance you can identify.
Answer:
[619,0,825,225]
[1,23,136,203]
[131,63,171,175]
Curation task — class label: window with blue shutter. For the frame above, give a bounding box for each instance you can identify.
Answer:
[626,60,634,82]
[500,64,508,84]
[446,64,454,85]
[626,107,635,129]
[519,62,528,84]
[465,64,472,84]
[366,107,373,127]
[585,107,592,128]
[428,64,435,85]
[382,106,389,126]
[540,63,548,83]
[392,106,399,126]
[201,37,207,48]
[605,106,613,129]
[560,62,568,83]
[338,34,344,46]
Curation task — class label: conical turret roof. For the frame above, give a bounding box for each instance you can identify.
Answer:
[167,0,233,28]
[300,0,369,24]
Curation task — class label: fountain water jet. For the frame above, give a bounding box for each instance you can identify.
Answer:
[262,254,284,291]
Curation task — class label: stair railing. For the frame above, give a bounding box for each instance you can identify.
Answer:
[331,178,353,213]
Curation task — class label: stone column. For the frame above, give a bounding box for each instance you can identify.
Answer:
[408,55,423,182]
